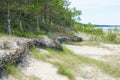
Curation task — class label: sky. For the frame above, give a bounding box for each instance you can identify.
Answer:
[69,0,120,25]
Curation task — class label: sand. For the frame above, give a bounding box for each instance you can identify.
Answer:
[19,56,68,80]
[65,43,120,62]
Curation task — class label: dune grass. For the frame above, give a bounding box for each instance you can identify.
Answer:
[30,48,75,80]
[52,61,74,79]
[30,48,46,61]
[5,62,40,80]
[30,46,120,79]
[76,54,120,77]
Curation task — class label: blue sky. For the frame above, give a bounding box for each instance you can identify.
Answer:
[69,0,120,25]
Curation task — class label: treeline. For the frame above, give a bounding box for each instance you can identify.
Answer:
[0,0,81,36]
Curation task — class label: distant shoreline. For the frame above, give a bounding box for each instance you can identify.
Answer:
[95,27,120,31]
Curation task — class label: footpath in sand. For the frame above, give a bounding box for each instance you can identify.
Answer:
[65,43,120,62]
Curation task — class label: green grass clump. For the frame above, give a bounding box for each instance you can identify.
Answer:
[30,48,46,61]
[59,66,74,79]
[5,63,21,78]
[52,62,74,79]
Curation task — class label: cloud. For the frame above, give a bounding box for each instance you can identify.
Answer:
[69,0,120,10]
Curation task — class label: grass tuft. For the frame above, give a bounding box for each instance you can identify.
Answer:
[52,61,74,80]
[59,66,74,79]
[30,48,46,61]
[5,63,21,78]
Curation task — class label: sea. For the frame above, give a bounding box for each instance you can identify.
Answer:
[95,26,120,31]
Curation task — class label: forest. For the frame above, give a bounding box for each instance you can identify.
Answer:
[0,0,81,36]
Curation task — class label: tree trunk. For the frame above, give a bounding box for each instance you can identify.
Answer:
[40,9,43,23]
[43,1,47,23]
[7,6,12,35]
[19,11,23,31]
[61,21,64,27]
[36,15,40,31]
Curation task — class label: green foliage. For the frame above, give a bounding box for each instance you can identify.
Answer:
[47,25,76,39]
[73,23,99,35]
[73,23,83,32]
[0,0,81,36]
[49,26,66,33]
